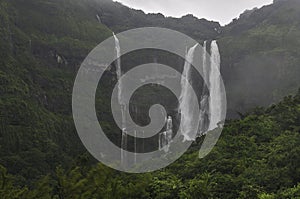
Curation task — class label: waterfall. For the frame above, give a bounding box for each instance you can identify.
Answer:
[56,54,63,64]
[159,132,167,151]
[179,44,198,141]
[208,40,222,131]
[96,14,101,23]
[112,33,222,163]
[113,33,124,106]
[159,116,173,152]
[134,130,137,164]
[198,41,208,135]
[178,40,222,138]
[113,33,127,166]
[121,129,127,166]
[202,41,208,87]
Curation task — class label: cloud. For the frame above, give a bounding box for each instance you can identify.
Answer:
[116,0,273,25]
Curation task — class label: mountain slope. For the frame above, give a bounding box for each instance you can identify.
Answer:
[83,0,221,41]
[0,0,113,183]
[1,84,299,199]
[219,0,300,116]
[0,0,299,190]
[0,0,221,183]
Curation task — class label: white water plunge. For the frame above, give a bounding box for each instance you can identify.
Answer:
[179,40,222,141]
[178,44,199,141]
[113,33,124,106]
[159,116,173,152]
[96,14,101,23]
[198,41,208,135]
[113,33,128,166]
[208,41,222,131]
[113,33,223,161]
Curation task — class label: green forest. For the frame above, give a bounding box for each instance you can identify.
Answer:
[1,90,300,198]
[0,0,299,198]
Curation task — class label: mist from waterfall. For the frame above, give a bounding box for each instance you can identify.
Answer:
[179,44,198,141]
[208,40,222,131]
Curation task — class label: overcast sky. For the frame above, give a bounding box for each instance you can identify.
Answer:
[115,0,273,25]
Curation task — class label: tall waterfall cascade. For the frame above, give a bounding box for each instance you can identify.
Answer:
[198,41,208,135]
[159,116,173,152]
[208,41,222,131]
[179,40,222,141]
[112,33,223,162]
[113,33,128,166]
[178,44,198,141]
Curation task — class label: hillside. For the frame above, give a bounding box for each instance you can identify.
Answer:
[1,87,300,198]
[219,0,300,116]
[0,0,113,183]
[0,0,299,198]
[0,0,222,183]
[77,0,221,41]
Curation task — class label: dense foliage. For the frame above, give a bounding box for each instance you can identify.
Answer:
[0,0,113,185]
[1,89,300,199]
[219,0,300,116]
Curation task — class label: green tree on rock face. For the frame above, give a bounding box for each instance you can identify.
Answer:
[54,166,89,199]
[84,164,120,199]
[258,183,300,199]
[238,184,261,199]
[180,172,215,199]
[23,176,53,199]
[147,171,183,199]
[277,183,300,198]
[258,193,276,199]
[0,165,27,199]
